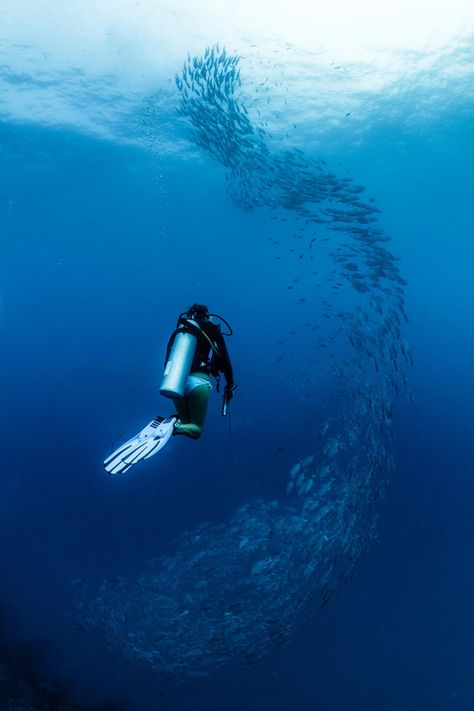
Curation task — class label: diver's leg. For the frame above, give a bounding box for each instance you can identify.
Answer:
[172,395,190,423]
[173,383,210,439]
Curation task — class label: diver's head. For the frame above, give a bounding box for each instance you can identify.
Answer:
[186,303,210,323]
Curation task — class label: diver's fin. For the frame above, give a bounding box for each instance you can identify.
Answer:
[104,416,176,475]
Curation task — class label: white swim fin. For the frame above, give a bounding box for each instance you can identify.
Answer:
[104,416,176,475]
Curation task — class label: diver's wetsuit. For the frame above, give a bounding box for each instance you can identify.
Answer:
[164,320,234,439]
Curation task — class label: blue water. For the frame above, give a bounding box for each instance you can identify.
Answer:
[1,14,473,711]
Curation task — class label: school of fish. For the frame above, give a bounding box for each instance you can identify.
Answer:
[79,45,411,677]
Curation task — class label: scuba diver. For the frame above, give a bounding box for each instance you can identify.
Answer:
[162,303,236,439]
[104,304,236,475]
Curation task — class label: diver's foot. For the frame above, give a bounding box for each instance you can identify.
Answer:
[149,415,177,439]
[172,422,202,439]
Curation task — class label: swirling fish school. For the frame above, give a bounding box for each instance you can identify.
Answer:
[80,45,410,678]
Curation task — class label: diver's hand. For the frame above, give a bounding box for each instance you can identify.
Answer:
[224,383,237,402]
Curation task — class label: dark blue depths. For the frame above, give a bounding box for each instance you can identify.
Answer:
[0,54,473,711]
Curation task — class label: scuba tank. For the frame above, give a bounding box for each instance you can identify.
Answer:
[159,318,202,399]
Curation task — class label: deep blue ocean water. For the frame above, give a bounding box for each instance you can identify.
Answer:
[1,6,473,710]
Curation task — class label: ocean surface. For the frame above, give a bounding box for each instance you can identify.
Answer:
[1,3,473,710]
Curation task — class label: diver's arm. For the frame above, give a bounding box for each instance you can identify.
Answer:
[215,332,234,386]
